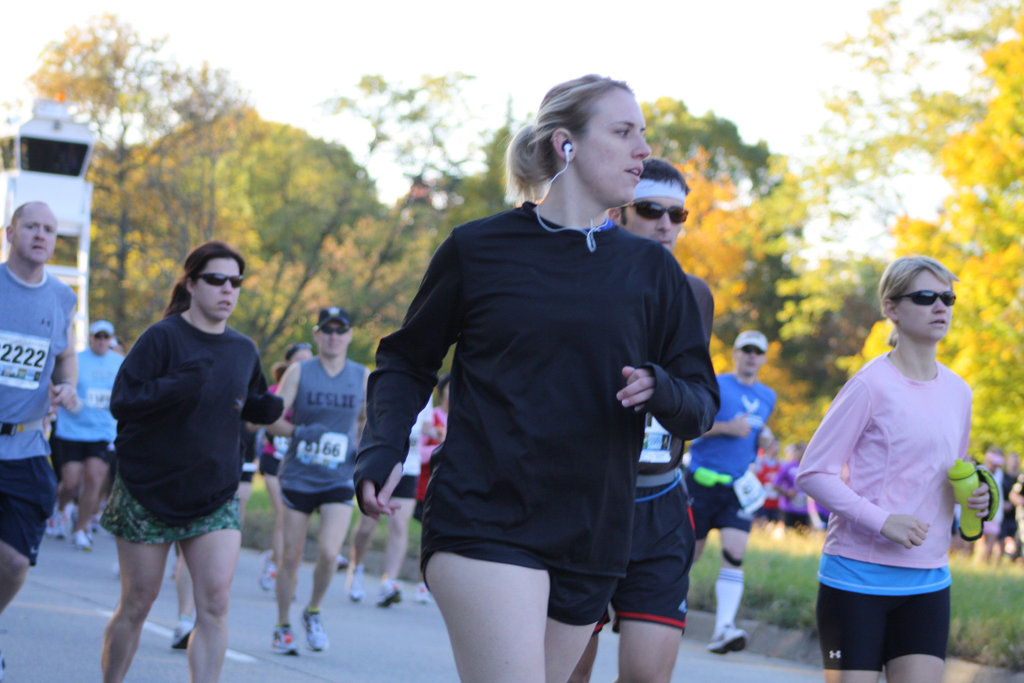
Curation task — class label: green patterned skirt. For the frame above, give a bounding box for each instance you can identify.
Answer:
[100,474,240,544]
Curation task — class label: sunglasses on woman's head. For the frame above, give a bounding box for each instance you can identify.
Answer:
[195,272,244,288]
[630,201,688,225]
[892,290,956,306]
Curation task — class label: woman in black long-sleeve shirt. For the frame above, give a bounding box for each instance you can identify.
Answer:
[100,241,281,683]
[355,75,719,682]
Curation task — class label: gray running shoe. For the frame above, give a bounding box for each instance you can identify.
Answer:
[302,608,329,651]
[272,624,299,655]
[376,581,402,608]
[348,565,365,602]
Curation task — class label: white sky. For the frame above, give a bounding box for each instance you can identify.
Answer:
[3,0,948,221]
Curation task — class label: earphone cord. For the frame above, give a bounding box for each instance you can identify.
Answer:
[535,212,600,253]
[536,153,600,253]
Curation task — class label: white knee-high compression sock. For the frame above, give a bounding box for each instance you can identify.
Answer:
[714,567,744,633]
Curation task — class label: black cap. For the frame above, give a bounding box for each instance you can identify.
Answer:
[315,307,351,330]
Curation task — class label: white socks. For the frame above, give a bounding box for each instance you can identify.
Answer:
[714,567,744,634]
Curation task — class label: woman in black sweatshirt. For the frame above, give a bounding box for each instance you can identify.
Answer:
[100,241,281,683]
[355,75,719,682]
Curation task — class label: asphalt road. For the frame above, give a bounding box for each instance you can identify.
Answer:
[1,529,827,682]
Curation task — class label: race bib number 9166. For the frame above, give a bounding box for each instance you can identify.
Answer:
[0,331,50,390]
[297,432,349,469]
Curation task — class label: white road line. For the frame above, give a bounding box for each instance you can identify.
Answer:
[95,609,257,663]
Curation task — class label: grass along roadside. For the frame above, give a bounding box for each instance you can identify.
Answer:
[689,524,1024,671]
[242,477,1024,671]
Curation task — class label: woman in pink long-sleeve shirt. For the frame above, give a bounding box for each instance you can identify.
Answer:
[796,255,991,683]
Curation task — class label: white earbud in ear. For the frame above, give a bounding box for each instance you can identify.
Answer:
[563,141,573,160]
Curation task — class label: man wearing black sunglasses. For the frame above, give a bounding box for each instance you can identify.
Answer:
[267,306,368,655]
[687,329,776,655]
[571,158,715,683]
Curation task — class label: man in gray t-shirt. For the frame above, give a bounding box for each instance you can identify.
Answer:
[0,202,79,673]
[266,306,367,655]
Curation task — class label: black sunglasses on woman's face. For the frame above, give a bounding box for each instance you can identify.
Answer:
[892,290,956,306]
[195,272,244,288]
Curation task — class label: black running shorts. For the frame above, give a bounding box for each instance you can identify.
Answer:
[686,470,753,538]
[280,486,354,514]
[423,539,618,626]
[0,457,57,565]
[604,476,694,633]
[816,583,949,671]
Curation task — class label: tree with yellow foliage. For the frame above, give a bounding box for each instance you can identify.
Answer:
[845,11,1024,453]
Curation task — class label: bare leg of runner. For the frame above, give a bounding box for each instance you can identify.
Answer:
[618,620,682,682]
[101,539,171,683]
[180,529,241,682]
[426,552,594,683]
[307,503,352,610]
[263,474,285,567]
[884,654,944,683]
[74,457,110,534]
[0,541,29,615]
[277,508,311,626]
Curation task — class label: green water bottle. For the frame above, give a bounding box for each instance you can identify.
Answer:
[948,460,983,541]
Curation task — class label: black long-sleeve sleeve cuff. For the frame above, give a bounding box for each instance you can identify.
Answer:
[641,362,718,441]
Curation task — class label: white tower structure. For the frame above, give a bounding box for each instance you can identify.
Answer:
[1,99,95,350]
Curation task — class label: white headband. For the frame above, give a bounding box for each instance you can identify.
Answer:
[633,179,688,205]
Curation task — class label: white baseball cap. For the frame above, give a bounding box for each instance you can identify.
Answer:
[734,330,768,353]
[89,320,115,336]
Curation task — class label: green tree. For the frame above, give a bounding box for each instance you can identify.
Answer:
[644,97,772,194]
[839,9,1024,453]
[28,14,185,330]
[810,0,1017,228]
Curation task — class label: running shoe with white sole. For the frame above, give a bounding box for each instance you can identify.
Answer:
[302,608,328,651]
[414,582,432,604]
[171,615,194,650]
[272,624,299,655]
[71,529,93,551]
[377,580,402,608]
[54,507,72,540]
[44,511,60,537]
[348,565,364,602]
[707,624,748,654]
[258,551,276,591]
[336,553,349,571]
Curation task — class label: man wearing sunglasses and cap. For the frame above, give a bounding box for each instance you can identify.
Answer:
[50,320,124,551]
[687,329,776,655]
[266,306,368,655]
[570,158,715,683]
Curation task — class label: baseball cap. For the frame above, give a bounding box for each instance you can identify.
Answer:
[733,330,768,353]
[315,307,351,330]
[89,320,115,336]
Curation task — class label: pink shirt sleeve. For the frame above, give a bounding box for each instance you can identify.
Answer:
[796,378,890,535]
